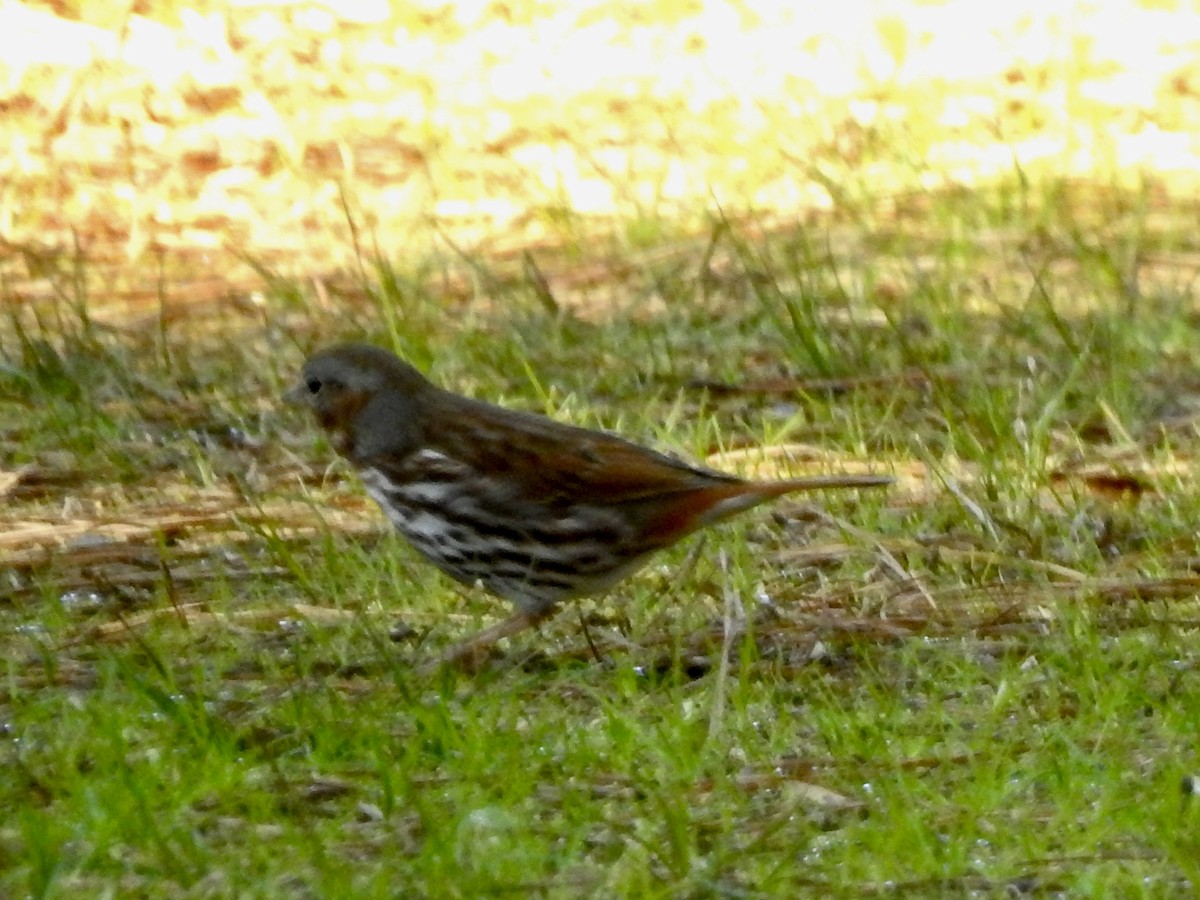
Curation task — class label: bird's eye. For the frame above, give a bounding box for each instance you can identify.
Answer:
[305,377,322,394]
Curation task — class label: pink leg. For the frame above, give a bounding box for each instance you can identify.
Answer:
[422,609,553,674]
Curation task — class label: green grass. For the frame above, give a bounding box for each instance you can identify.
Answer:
[5,172,1200,897]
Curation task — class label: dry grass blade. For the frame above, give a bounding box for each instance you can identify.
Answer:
[78,602,358,643]
[0,465,36,499]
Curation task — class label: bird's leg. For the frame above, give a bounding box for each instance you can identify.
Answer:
[423,608,555,674]
[577,607,604,665]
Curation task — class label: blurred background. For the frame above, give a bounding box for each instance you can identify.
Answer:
[4,0,1198,322]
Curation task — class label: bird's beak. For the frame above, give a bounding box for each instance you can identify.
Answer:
[283,381,310,407]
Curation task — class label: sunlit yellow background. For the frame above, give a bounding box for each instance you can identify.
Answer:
[2,0,1198,317]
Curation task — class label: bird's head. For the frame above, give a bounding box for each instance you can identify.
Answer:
[286,343,430,462]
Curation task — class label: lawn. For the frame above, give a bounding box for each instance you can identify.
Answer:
[3,1,1200,896]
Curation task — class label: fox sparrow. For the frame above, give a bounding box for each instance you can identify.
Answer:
[287,343,891,668]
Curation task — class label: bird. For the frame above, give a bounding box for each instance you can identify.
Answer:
[286,343,891,669]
